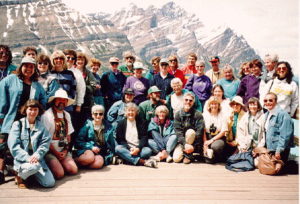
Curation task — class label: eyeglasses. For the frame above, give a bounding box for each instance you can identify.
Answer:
[263,99,275,103]
[126,57,134,60]
[67,57,76,61]
[54,57,64,61]
[169,60,177,62]
[210,61,218,64]
[110,62,119,66]
[277,67,287,71]
[160,63,169,66]
[38,62,48,65]
[196,65,205,68]
[93,112,104,116]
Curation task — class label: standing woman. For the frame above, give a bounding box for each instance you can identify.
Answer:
[8,100,55,188]
[75,105,115,168]
[0,57,47,184]
[168,55,186,86]
[238,62,252,80]
[75,52,97,130]
[37,54,59,99]
[50,50,77,113]
[260,61,298,117]
[90,58,104,106]
[185,60,212,108]
[123,62,150,105]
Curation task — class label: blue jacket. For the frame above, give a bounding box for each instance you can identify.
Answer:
[75,120,115,165]
[0,74,47,134]
[148,117,176,138]
[265,106,294,153]
[7,117,51,171]
[107,100,126,129]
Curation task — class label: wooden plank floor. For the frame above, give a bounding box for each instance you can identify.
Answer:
[0,162,298,203]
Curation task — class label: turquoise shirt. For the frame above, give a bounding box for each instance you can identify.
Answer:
[216,78,240,99]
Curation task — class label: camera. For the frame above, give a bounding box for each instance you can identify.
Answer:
[209,124,217,136]
[58,129,68,147]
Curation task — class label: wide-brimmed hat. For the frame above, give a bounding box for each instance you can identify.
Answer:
[109,57,120,63]
[133,62,144,69]
[48,89,75,106]
[148,86,161,95]
[230,96,244,107]
[21,57,36,65]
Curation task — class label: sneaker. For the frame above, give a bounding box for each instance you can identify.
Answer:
[206,148,214,159]
[183,157,191,164]
[144,159,158,168]
[166,156,173,163]
[112,156,123,165]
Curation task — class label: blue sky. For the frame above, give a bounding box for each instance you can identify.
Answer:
[62,0,299,71]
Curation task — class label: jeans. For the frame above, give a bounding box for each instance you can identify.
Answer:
[148,132,177,154]
[115,145,152,165]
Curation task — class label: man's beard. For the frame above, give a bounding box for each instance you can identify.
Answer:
[127,62,133,67]
[55,102,66,111]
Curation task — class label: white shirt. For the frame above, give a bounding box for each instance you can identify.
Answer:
[69,67,86,106]
[125,120,139,148]
[203,111,228,133]
[171,93,184,117]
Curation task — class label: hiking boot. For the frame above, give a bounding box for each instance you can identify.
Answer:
[112,156,123,165]
[183,157,191,164]
[144,159,158,168]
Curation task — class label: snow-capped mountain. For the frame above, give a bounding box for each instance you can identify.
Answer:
[0,0,260,71]
[0,0,133,66]
[93,2,260,70]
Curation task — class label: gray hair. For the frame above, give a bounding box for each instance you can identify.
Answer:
[125,102,139,113]
[171,77,183,87]
[155,105,169,116]
[223,64,236,80]
[264,53,279,63]
[91,104,105,114]
[196,60,205,66]
[183,92,195,102]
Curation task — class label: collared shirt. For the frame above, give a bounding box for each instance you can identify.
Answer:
[265,107,277,130]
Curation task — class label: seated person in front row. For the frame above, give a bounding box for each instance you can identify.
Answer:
[173,92,205,164]
[41,89,78,179]
[74,105,115,168]
[115,103,157,168]
[8,100,55,188]
[148,105,178,162]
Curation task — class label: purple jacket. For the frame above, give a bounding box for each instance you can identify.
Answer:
[123,76,150,105]
[184,74,212,102]
[237,75,261,104]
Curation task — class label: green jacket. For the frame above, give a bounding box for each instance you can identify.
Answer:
[118,64,134,77]
[139,100,164,124]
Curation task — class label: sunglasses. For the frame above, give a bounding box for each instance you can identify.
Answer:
[38,62,48,65]
[160,63,169,66]
[110,62,119,66]
[263,99,275,103]
[93,112,104,116]
[54,57,64,60]
[67,57,76,61]
[210,61,218,64]
[126,57,134,60]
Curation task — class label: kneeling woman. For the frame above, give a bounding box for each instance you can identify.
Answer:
[75,105,115,168]
[148,105,177,162]
[8,100,55,188]
[115,103,157,168]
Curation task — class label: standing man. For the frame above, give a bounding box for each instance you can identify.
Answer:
[263,53,278,83]
[205,56,224,84]
[264,92,294,163]
[151,59,174,100]
[180,53,197,81]
[118,51,136,77]
[173,92,205,164]
[23,46,38,60]
[0,45,17,81]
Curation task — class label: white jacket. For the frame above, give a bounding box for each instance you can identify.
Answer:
[236,110,265,151]
[260,78,298,116]
[69,67,86,106]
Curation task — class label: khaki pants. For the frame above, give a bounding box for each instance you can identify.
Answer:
[173,129,196,163]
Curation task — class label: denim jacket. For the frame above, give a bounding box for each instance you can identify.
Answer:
[265,106,294,153]
[7,117,51,171]
[0,74,47,134]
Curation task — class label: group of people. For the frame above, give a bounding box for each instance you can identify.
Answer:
[0,44,297,188]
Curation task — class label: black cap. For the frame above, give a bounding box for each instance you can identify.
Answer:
[124,88,135,95]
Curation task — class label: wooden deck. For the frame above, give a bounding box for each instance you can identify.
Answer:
[0,162,298,203]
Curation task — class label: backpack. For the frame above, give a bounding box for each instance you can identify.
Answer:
[225,151,255,172]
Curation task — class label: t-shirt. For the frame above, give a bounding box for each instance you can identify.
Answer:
[125,120,139,148]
